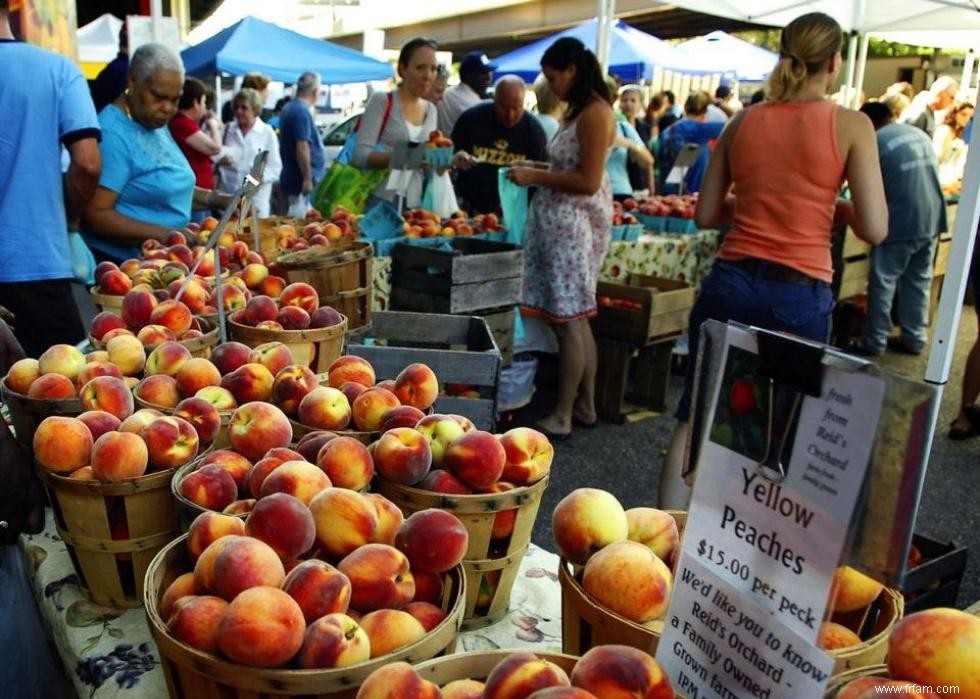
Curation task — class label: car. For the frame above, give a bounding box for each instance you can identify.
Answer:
[319,112,361,167]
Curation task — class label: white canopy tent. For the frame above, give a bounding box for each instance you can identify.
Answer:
[655,0,980,536]
[76,13,123,78]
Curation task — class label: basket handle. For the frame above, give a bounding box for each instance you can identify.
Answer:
[321,286,370,302]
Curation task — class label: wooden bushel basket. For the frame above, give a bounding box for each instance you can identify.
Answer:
[90,286,124,316]
[415,650,579,685]
[237,216,304,262]
[826,587,903,674]
[89,316,220,360]
[170,460,246,532]
[228,314,347,373]
[559,511,686,656]
[144,534,466,699]
[278,243,374,331]
[39,466,183,608]
[374,474,549,630]
[1,379,83,454]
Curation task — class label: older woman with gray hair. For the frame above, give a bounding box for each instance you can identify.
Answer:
[216,87,283,216]
[83,42,230,262]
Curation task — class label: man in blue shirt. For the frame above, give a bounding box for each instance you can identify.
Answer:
[0,1,101,357]
[279,72,325,215]
[852,101,947,357]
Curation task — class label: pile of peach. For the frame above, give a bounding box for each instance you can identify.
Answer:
[229,281,344,331]
[401,209,504,239]
[285,205,358,251]
[356,645,673,698]
[91,294,210,349]
[158,496,468,669]
[832,608,980,697]
[5,342,143,399]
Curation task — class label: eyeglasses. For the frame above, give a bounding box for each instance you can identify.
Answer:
[234,105,252,111]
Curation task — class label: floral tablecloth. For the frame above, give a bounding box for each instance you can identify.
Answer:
[369,230,721,313]
[19,511,562,699]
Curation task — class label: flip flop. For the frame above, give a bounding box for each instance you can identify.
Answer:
[948,405,980,441]
[572,416,598,429]
[535,422,572,441]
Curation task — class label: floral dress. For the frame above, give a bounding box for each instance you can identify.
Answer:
[521,120,613,323]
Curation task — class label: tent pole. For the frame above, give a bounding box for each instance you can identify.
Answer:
[852,33,870,108]
[839,31,858,106]
[961,49,975,94]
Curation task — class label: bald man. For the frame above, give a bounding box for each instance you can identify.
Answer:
[451,75,547,215]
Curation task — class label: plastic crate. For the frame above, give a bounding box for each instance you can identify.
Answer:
[621,223,644,242]
[424,146,454,168]
[636,213,666,232]
[358,200,404,241]
[666,216,699,234]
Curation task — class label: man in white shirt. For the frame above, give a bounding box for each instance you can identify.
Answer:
[437,51,496,135]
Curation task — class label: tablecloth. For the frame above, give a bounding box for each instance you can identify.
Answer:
[19,511,563,699]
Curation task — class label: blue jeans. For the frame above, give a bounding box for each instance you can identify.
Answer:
[860,236,937,354]
[675,260,835,421]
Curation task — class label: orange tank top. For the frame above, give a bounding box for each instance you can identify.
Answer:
[718,100,844,283]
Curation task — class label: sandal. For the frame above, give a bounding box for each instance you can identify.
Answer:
[535,421,572,442]
[572,416,598,429]
[948,405,980,441]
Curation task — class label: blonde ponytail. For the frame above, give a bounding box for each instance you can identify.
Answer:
[766,13,843,103]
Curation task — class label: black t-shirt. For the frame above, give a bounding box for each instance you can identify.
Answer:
[451,102,548,215]
[626,119,652,191]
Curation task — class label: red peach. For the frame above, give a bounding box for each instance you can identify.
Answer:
[199,450,252,493]
[216,586,305,668]
[187,511,246,561]
[570,645,674,699]
[552,488,629,565]
[27,373,76,399]
[137,374,181,408]
[174,397,222,445]
[338,543,415,612]
[420,469,473,495]
[212,535,286,600]
[328,356,375,388]
[365,493,405,546]
[393,362,438,410]
[298,386,352,430]
[401,601,447,632]
[78,375,133,420]
[582,540,672,623]
[282,560,352,624]
[272,364,318,416]
[159,572,198,620]
[175,357,222,399]
[351,387,400,432]
[276,305,311,330]
[145,341,192,377]
[220,362,275,405]
[260,460,331,504]
[257,275,286,298]
[91,431,149,482]
[180,464,238,512]
[445,430,506,489]
[75,360,124,392]
[296,613,370,669]
[33,416,92,473]
[243,294,279,326]
[248,342,295,378]
[309,306,344,328]
[355,662,441,699]
[309,488,379,560]
[484,652,572,699]
[4,357,41,394]
[141,415,200,470]
[222,499,255,516]
[136,324,177,346]
[167,595,228,653]
[500,427,554,486]
[817,621,862,650]
[279,282,319,313]
[373,427,432,485]
[412,570,444,605]
[296,430,338,463]
[228,401,292,462]
[120,289,158,329]
[378,405,426,433]
[443,680,488,699]
[210,341,252,376]
[395,508,468,573]
[339,380,369,406]
[77,410,122,442]
[358,609,425,658]
[239,263,268,290]
[245,492,316,562]
[316,436,374,491]
[415,414,467,467]
[90,311,128,341]
[625,507,679,563]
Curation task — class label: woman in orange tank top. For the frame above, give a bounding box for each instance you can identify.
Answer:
[659,12,888,509]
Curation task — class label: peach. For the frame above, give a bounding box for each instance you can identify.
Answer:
[100,328,135,344]
[283,559,351,623]
[378,405,426,433]
[141,415,200,470]
[91,431,149,482]
[256,320,283,330]
[187,511,246,561]
[180,464,238,511]
[392,363,438,410]
[137,375,180,408]
[77,375,132,420]
[258,274,286,298]
[240,263,268,289]
[222,499,255,516]
[213,284,247,313]
[374,427,434,485]
[4,357,41,394]
[167,595,228,653]
[313,436,373,491]
[86,350,110,363]
[552,488,629,565]
[106,334,146,376]
[328,355,375,388]
[419,469,473,495]
[77,410,122,442]
[484,652,572,699]
[338,543,415,612]
[296,430,338,463]
[355,662,441,699]
[136,324,177,346]
[174,397,222,445]
[247,456,291,498]
[119,408,163,434]
[245,492,316,562]
[212,535,286,601]
[817,621,862,650]
[362,493,403,547]
[145,341,192,377]
[395,508,468,573]
[159,571,198,620]
[199,449,252,493]
[33,416,92,473]
[175,357,222,398]
[228,401,292,461]
[243,295,280,327]
[310,306,344,329]
[99,268,132,295]
[75,360,124,392]
[351,387,400,432]
[625,507,679,563]
[570,645,673,699]
[482,482,518,539]
[272,364,318,416]
[527,689,597,699]
[68,466,96,480]
[220,362,275,404]
[359,609,425,658]
[27,373,76,399]
[297,613,370,669]
[120,288,158,329]
[194,386,237,413]
[276,305,311,330]
[178,277,210,314]
[412,570,444,605]
[38,343,86,381]
[830,566,884,613]
[582,540,672,623]
[443,680,487,699]
[149,299,193,335]
[887,608,980,694]
[298,386,352,430]
[166,243,194,266]
[248,342,295,377]
[91,312,128,342]
[260,460,331,504]
[309,488,379,560]
[376,379,397,392]
[279,281,318,313]
[499,427,553,486]
[216,586,305,667]
[445,430,506,489]
[119,258,141,276]
[339,380,369,406]
[210,341,252,376]
[415,414,467,467]
[401,601,447,632]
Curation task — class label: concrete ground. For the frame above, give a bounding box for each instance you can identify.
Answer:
[521,308,980,610]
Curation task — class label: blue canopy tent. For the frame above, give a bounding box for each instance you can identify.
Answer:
[492,19,718,83]
[676,31,778,82]
[181,17,392,84]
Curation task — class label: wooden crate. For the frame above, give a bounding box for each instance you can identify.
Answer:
[475,306,516,367]
[593,275,694,345]
[594,335,678,423]
[933,231,953,277]
[145,535,466,699]
[389,238,523,314]
[901,532,967,613]
[345,311,501,430]
[374,474,549,630]
[832,226,871,301]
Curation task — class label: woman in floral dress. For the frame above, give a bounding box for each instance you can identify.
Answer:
[508,37,615,439]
